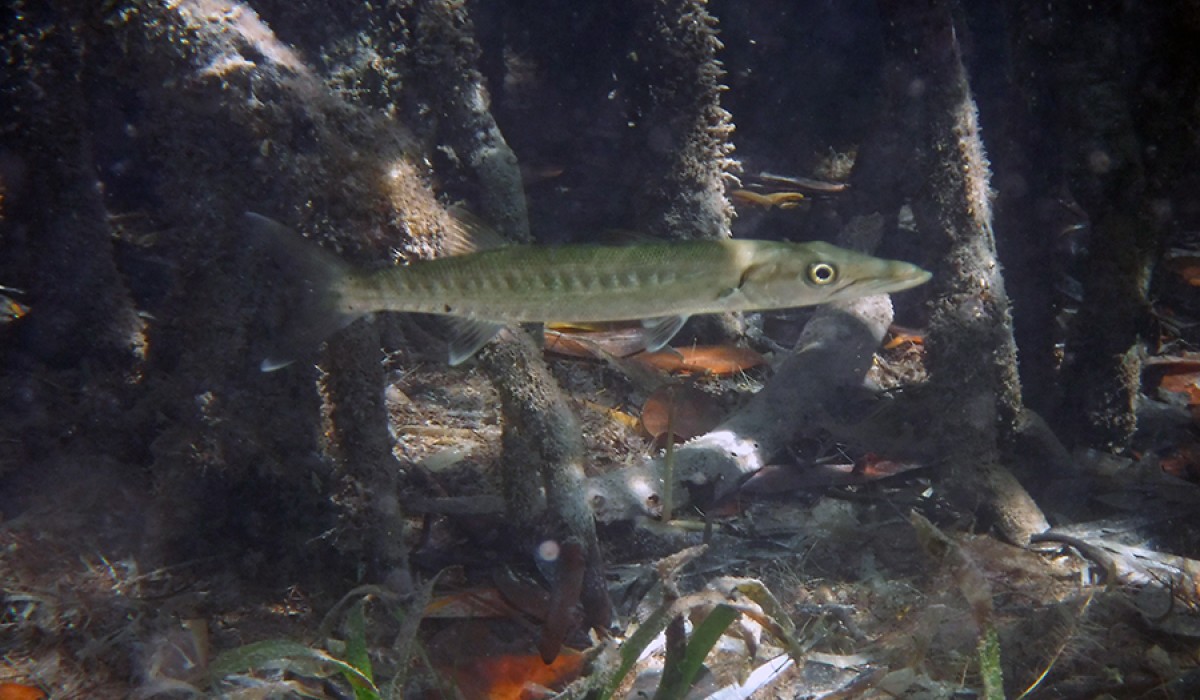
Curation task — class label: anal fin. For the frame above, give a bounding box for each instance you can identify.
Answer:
[640,315,688,352]
[446,318,506,365]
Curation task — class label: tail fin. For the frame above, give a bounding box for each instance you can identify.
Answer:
[244,213,361,372]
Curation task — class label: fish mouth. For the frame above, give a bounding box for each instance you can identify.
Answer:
[891,266,933,290]
[839,263,931,296]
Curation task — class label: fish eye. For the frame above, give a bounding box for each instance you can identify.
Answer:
[807,262,837,285]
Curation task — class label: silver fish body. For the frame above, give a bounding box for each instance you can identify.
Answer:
[248,214,930,369]
[346,239,927,321]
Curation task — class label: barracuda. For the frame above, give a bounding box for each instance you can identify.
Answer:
[248,213,931,370]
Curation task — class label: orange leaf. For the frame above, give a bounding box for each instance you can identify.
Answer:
[1159,371,1200,405]
[1165,253,1200,286]
[883,333,925,350]
[580,400,640,431]
[443,651,584,700]
[0,683,46,700]
[632,345,765,375]
[859,453,925,479]
[883,324,925,350]
[0,295,28,323]
[640,385,724,441]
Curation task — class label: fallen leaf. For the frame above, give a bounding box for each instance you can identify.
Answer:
[544,324,650,359]
[883,325,925,350]
[1144,352,1200,370]
[442,651,584,700]
[579,399,640,431]
[1164,251,1200,287]
[631,345,765,375]
[1158,370,1200,405]
[1161,443,1200,482]
[640,385,724,441]
[424,588,522,619]
[0,295,28,323]
[0,683,46,700]
[859,453,925,479]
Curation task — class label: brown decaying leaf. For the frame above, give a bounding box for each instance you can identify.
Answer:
[543,324,651,359]
[423,588,524,619]
[639,385,724,441]
[631,345,765,375]
[1144,352,1200,370]
[1161,443,1200,483]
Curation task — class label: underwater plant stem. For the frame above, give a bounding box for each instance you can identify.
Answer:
[978,625,1004,700]
[662,386,676,523]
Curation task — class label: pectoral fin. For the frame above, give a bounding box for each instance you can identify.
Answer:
[641,315,688,352]
[446,318,506,365]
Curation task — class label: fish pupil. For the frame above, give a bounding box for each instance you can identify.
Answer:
[807,262,837,285]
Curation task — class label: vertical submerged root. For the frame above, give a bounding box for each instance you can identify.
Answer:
[871,0,1047,544]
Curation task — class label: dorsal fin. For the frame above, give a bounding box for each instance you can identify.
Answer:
[442,205,509,256]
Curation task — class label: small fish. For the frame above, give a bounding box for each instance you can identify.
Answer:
[754,171,849,194]
[730,189,807,209]
[0,292,29,323]
[247,214,931,370]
